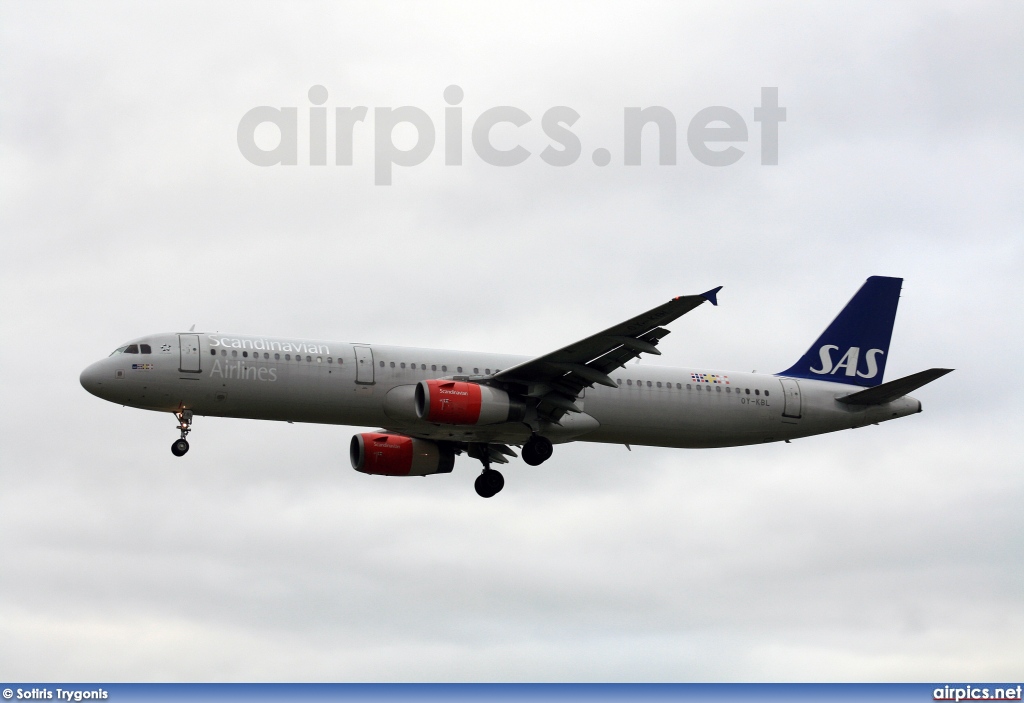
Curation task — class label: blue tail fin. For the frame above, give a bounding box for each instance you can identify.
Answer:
[778,276,903,387]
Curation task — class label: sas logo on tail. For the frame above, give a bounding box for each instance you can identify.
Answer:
[810,345,884,378]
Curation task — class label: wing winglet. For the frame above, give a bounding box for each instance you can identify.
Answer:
[700,286,723,306]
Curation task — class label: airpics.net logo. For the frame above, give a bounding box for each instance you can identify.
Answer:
[237,85,786,185]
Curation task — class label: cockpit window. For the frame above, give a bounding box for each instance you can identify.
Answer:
[140,344,152,354]
[124,344,139,354]
[109,345,129,356]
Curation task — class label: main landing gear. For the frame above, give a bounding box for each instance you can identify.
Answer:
[467,443,506,498]
[521,434,553,466]
[468,435,554,498]
[474,468,504,498]
[171,409,192,457]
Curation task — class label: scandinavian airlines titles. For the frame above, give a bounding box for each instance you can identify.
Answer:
[207,335,330,355]
[209,360,278,382]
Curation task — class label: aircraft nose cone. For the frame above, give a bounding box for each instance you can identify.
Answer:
[80,362,105,397]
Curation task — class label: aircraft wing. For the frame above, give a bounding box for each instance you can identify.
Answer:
[491,287,721,418]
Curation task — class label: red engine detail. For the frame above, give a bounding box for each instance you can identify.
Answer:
[416,380,482,424]
[415,380,525,425]
[350,433,454,476]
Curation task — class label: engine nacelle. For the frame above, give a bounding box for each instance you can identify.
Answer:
[415,380,525,425]
[350,433,455,476]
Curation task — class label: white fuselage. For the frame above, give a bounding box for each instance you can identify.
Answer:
[80,332,922,449]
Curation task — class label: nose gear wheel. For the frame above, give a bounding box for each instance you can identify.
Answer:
[171,410,192,456]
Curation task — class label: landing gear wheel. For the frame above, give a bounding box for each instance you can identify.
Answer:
[171,438,190,456]
[474,468,504,498]
[522,435,553,466]
[172,409,193,456]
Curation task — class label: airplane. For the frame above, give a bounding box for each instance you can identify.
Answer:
[80,276,952,498]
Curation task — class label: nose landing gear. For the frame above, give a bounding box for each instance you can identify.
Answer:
[171,409,192,456]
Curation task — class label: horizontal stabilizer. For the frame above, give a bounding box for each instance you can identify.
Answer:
[836,368,953,406]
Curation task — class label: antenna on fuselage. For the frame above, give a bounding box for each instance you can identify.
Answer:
[189,324,196,332]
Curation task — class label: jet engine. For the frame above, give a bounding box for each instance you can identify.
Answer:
[415,380,526,425]
[350,433,455,476]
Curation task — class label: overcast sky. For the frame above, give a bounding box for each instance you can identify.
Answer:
[1,0,1022,682]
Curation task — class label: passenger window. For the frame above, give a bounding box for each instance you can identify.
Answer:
[485,368,491,374]
[264,353,269,359]
[221,349,227,356]
[686,383,691,390]
[442,366,447,372]
[327,357,332,364]
[474,368,479,374]
[306,356,312,362]
[390,362,395,368]
[696,384,701,391]
[140,344,152,354]
[646,381,652,387]
[379,361,384,367]
[676,383,682,389]
[755,389,760,395]
[726,387,731,393]
[401,363,406,369]
[210,349,216,356]
[745,388,750,395]
[716,386,721,392]
[285,354,291,360]
[432,365,437,371]
[274,353,280,360]
[124,344,139,354]
[317,356,323,363]
[617,379,622,385]
[764,390,769,396]
[422,364,426,370]
[656,382,662,388]
[627,379,633,386]
[232,350,238,357]
[458,367,463,373]
[243,351,248,358]
[706,385,711,391]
